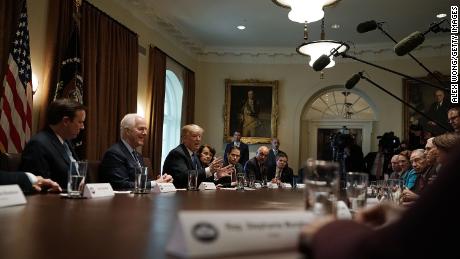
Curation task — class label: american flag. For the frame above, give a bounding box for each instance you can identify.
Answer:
[0,1,33,153]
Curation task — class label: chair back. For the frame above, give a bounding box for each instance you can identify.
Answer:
[86,160,101,183]
[0,152,22,172]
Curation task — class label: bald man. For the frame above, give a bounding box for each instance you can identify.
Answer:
[244,146,272,182]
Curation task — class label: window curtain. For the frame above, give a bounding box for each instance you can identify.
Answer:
[81,1,138,160]
[182,68,195,125]
[38,0,75,132]
[143,46,166,175]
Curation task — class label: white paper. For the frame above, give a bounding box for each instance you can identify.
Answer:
[166,211,315,258]
[0,185,26,207]
[153,182,177,193]
[83,183,114,198]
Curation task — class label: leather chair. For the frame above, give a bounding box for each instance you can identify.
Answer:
[0,152,22,172]
[86,160,101,183]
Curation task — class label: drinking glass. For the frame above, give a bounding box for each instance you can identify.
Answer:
[68,160,87,198]
[304,159,340,216]
[134,166,149,194]
[346,172,369,212]
[187,170,198,191]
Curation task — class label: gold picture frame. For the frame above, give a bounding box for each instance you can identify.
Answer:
[224,79,279,144]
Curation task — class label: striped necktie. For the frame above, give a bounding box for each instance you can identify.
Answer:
[63,142,76,162]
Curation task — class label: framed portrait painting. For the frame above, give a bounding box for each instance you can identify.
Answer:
[403,73,451,148]
[224,79,279,144]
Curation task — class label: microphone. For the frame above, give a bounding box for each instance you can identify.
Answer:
[312,42,347,71]
[357,20,378,33]
[394,19,446,56]
[394,31,425,56]
[312,55,332,71]
[345,72,362,89]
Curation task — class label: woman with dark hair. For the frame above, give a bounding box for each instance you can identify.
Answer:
[198,144,216,168]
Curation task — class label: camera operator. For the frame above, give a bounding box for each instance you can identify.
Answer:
[329,127,364,178]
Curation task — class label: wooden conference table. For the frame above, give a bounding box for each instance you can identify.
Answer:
[0,188,306,259]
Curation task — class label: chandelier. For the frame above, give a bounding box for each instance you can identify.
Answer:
[296,18,349,69]
[272,0,341,24]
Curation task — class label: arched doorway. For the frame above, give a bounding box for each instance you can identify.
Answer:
[298,86,377,166]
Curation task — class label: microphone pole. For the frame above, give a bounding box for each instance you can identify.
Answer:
[356,73,451,131]
[373,22,447,87]
[340,52,446,91]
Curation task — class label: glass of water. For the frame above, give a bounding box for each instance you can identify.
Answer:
[346,172,369,212]
[134,166,149,194]
[68,160,87,198]
[304,159,340,216]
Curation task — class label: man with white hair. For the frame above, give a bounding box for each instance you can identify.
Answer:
[163,124,232,188]
[244,146,271,182]
[389,154,402,179]
[100,114,172,190]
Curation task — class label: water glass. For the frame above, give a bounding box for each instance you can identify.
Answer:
[304,159,340,216]
[68,160,88,198]
[187,170,198,191]
[346,172,369,212]
[236,172,245,191]
[134,166,149,194]
[248,172,256,188]
[386,179,404,204]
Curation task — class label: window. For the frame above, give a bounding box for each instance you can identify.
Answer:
[161,70,183,169]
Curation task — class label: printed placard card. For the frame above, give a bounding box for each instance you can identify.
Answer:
[83,183,114,198]
[0,185,26,207]
[198,182,216,191]
[166,210,315,258]
[153,183,177,193]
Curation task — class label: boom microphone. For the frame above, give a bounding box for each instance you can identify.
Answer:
[312,55,332,71]
[357,20,378,33]
[394,31,425,56]
[345,72,362,89]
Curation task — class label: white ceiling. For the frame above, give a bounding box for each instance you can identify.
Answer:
[118,0,452,56]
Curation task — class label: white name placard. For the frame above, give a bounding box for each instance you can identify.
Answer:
[296,183,305,189]
[267,182,279,189]
[166,211,316,258]
[83,183,114,198]
[198,182,216,191]
[0,185,26,207]
[153,183,177,193]
[281,183,292,189]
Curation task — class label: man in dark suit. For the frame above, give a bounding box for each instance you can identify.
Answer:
[217,146,244,186]
[99,114,172,190]
[244,146,271,181]
[266,137,285,174]
[20,99,86,188]
[163,124,233,189]
[270,153,293,184]
[224,131,249,167]
[425,89,451,136]
[0,171,61,194]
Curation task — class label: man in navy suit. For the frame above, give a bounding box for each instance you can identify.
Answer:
[0,171,61,194]
[244,146,271,181]
[224,131,249,167]
[99,114,172,190]
[163,124,233,189]
[20,99,86,188]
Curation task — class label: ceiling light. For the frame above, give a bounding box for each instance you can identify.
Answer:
[237,25,246,30]
[297,18,348,69]
[331,24,340,29]
[436,13,447,19]
[272,0,341,24]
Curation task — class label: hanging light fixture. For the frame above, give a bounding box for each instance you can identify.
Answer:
[272,0,341,24]
[296,18,349,69]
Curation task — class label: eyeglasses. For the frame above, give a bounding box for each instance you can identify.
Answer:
[448,115,459,122]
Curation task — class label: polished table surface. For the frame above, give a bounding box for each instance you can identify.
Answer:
[0,188,306,259]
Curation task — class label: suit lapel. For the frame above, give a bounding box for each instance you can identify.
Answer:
[180,144,194,169]
[118,141,141,168]
[46,128,71,165]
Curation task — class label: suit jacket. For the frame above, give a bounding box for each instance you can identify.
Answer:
[426,101,451,135]
[266,149,285,174]
[99,141,147,190]
[273,166,294,184]
[0,171,33,194]
[308,145,460,259]
[244,157,272,181]
[224,142,249,167]
[163,144,209,188]
[20,127,78,189]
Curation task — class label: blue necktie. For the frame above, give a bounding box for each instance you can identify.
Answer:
[192,153,201,170]
[63,142,76,162]
[132,151,142,167]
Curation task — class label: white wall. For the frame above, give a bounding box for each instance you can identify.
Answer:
[195,55,449,171]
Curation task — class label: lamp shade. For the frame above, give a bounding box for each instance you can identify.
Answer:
[297,40,349,68]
